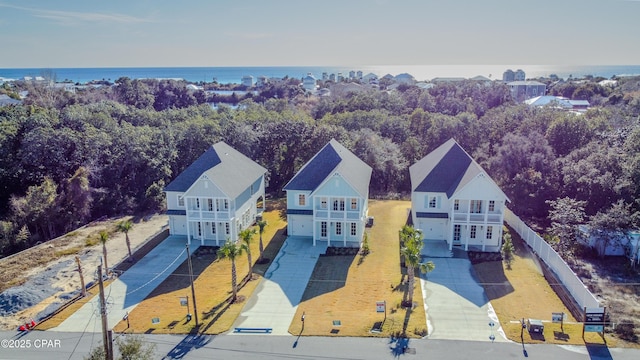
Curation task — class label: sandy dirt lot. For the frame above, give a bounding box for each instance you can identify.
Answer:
[0,214,168,330]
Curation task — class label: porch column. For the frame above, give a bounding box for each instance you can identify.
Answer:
[200,221,204,246]
[465,225,469,251]
[186,220,191,246]
[313,220,317,247]
[343,221,347,247]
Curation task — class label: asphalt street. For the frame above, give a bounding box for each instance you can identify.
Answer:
[1,330,638,360]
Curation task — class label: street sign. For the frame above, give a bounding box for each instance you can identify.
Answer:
[376,301,386,313]
[584,325,604,333]
[584,308,605,325]
[552,312,564,323]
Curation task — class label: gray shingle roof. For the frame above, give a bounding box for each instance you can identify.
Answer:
[409,139,484,198]
[165,141,266,199]
[284,139,372,198]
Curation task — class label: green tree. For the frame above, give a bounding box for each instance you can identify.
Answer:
[257,219,267,259]
[546,197,587,257]
[399,225,434,307]
[217,239,245,302]
[501,232,515,269]
[99,230,109,276]
[10,177,59,241]
[239,228,256,279]
[117,219,134,262]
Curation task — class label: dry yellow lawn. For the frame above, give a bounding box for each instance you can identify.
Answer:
[474,226,615,346]
[288,200,428,338]
[112,207,287,335]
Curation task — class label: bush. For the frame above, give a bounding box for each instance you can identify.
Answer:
[614,322,638,343]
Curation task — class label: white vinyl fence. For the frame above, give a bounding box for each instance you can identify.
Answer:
[504,208,600,309]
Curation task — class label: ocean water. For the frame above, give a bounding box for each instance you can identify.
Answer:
[1,65,640,85]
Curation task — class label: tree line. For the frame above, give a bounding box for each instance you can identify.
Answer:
[1,75,639,257]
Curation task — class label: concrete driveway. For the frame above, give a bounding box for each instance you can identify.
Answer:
[231,237,326,335]
[53,235,195,332]
[420,243,506,342]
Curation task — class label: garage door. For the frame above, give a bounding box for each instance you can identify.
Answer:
[419,220,446,240]
[289,215,313,237]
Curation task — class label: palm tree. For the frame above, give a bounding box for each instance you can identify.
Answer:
[117,220,134,262]
[217,239,245,302]
[99,230,109,277]
[239,228,257,278]
[399,225,434,307]
[257,220,267,259]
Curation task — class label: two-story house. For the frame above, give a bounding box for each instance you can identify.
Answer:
[409,139,510,252]
[164,141,267,246]
[283,139,372,247]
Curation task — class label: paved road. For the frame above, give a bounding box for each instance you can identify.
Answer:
[1,331,637,360]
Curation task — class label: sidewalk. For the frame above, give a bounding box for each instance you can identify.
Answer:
[231,237,326,335]
[52,236,195,332]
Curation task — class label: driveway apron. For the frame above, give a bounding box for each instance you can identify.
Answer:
[231,237,326,335]
[421,248,506,342]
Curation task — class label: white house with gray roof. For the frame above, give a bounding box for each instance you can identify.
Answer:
[283,139,372,247]
[164,141,267,246]
[410,139,509,252]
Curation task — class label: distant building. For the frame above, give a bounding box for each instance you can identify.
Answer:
[514,69,526,81]
[508,80,546,102]
[395,73,416,85]
[432,77,466,84]
[329,73,336,82]
[356,71,363,79]
[362,73,378,84]
[349,70,356,79]
[256,76,268,87]
[322,72,328,81]
[525,96,590,112]
[502,69,515,82]
[302,73,317,91]
[470,75,492,84]
[241,75,254,87]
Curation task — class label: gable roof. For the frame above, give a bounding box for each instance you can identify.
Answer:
[409,138,501,199]
[283,139,372,198]
[165,141,266,198]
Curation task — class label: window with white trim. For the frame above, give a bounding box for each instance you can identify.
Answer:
[211,222,216,234]
[454,199,459,211]
[486,226,493,239]
[454,225,461,241]
[488,200,495,212]
[197,223,202,236]
[298,194,306,206]
[350,222,357,236]
[207,199,213,212]
[225,223,230,235]
[339,200,345,211]
[320,198,327,209]
[350,198,357,210]
[336,222,342,235]
[178,196,184,207]
[470,225,477,239]
[470,200,482,214]
[428,196,437,208]
[196,198,200,209]
[321,222,327,237]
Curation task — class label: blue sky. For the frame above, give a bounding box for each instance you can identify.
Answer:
[0,0,638,68]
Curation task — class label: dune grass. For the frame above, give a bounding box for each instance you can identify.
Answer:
[288,200,428,338]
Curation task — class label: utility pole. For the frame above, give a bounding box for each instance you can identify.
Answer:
[75,256,86,297]
[98,264,113,360]
[186,244,199,327]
